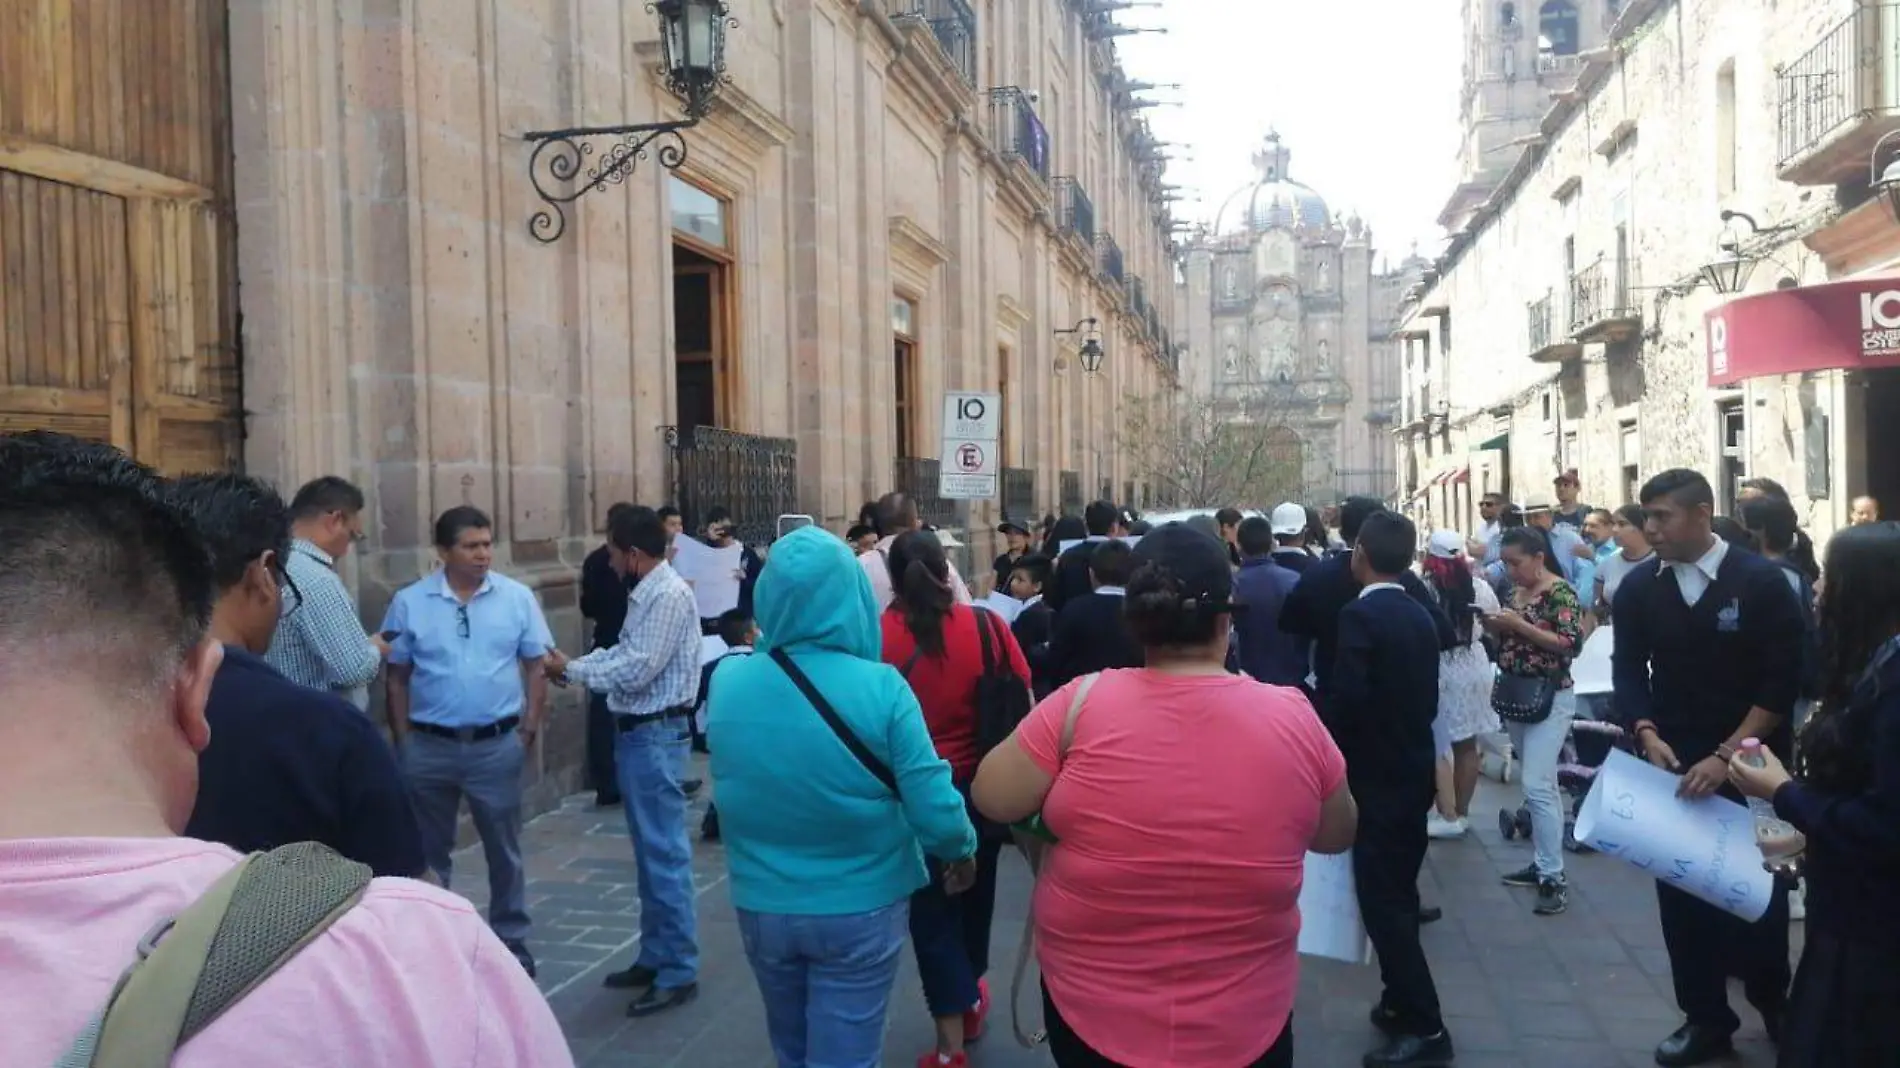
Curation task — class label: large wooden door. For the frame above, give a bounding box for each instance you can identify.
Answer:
[0,0,240,473]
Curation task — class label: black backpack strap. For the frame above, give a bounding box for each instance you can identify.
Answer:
[975,607,998,676]
[769,646,900,797]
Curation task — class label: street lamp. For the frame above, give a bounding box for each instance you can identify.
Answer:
[1699,245,1755,295]
[1873,130,1900,224]
[1055,318,1105,374]
[523,0,735,243]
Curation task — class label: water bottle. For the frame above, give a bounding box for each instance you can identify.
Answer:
[1739,738,1805,867]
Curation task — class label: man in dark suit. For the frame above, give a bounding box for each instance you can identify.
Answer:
[1231,515,1307,688]
[1333,511,1454,1068]
[1280,496,1458,704]
[1046,539,1143,687]
[1613,469,1803,1067]
[579,502,638,805]
[1046,499,1126,611]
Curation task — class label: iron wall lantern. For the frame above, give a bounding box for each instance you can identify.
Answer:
[523,0,735,243]
[1055,317,1105,374]
[1699,248,1755,295]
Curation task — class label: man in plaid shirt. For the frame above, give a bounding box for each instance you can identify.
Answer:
[265,477,386,709]
[547,505,703,1017]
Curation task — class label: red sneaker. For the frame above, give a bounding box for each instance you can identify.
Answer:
[915,1052,968,1068]
[963,978,991,1044]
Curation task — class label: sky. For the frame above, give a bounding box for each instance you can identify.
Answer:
[1114,1,1463,266]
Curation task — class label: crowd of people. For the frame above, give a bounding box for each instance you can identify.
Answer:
[3,427,1899,1068]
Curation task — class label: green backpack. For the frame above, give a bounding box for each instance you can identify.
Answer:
[56,842,372,1068]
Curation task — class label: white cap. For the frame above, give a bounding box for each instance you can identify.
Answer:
[1521,491,1556,514]
[1269,502,1307,536]
[1427,529,1465,559]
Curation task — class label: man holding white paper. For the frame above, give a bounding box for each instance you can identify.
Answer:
[1611,469,1805,1067]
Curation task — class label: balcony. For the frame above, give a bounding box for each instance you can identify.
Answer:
[1568,258,1641,342]
[1777,4,1900,185]
[888,0,978,87]
[1127,274,1150,322]
[1002,467,1036,522]
[1097,233,1125,286]
[988,88,1050,183]
[1053,177,1096,244]
[892,456,958,529]
[1527,293,1582,362]
[1535,52,1585,77]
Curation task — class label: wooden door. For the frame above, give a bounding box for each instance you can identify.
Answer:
[0,1,240,473]
[673,250,730,430]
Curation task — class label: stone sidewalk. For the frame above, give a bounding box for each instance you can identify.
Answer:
[448,759,1791,1067]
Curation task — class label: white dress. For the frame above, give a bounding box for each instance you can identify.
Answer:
[1432,572,1501,746]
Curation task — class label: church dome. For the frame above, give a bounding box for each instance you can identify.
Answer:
[1213,132,1331,235]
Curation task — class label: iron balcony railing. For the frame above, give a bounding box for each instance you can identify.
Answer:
[1096,233,1125,286]
[1053,177,1096,244]
[663,425,800,548]
[1535,52,1584,77]
[1059,470,1084,515]
[1002,467,1036,523]
[1776,4,1900,168]
[1569,257,1640,335]
[988,88,1051,181]
[1127,274,1149,322]
[888,0,978,87]
[892,456,958,530]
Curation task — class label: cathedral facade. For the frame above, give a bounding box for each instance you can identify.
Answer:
[1174,133,1419,502]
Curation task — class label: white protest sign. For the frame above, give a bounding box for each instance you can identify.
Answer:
[1570,625,1615,696]
[978,590,1026,625]
[1574,748,1777,921]
[1057,535,1144,555]
[1297,851,1371,964]
[941,392,1000,500]
[670,535,746,618]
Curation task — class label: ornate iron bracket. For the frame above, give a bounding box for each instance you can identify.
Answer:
[522,118,701,244]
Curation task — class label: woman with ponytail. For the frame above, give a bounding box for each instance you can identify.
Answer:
[882,530,1032,1068]
[1420,530,1501,839]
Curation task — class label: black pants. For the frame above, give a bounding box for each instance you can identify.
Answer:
[585,692,618,796]
[910,787,1003,1015]
[1354,786,1444,1037]
[1042,982,1293,1067]
[1657,876,1791,1032]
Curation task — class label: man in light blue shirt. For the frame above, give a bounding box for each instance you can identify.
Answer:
[383,505,554,977]
[1484,494,1588,587]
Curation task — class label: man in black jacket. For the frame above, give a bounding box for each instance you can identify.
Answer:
[1046,540,1144,687]
[1046,499,1126,611]
[1613,470,1803,1067]
[1333,511,1453,1068]
[1279,497,1458,706]
[580,502,637,806]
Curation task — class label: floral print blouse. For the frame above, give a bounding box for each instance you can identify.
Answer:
[1495,580,1585,683]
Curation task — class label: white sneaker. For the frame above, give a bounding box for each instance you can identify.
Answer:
[1427,814,1469,840]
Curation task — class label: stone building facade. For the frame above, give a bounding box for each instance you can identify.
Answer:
[218,0,1178,803]
[1395,0,1900,550]
[1174,134,1415,502]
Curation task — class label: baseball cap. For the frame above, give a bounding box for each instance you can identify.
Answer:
[1521,491,1556,514]
[997,521,1030,537]
[1133,523,1238,614]
[1269,502,1307,536]
[1427,529,1465,559]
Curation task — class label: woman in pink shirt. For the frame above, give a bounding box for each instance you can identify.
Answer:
[974,523,1358,1067]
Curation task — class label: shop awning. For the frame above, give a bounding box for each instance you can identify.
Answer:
[1705,276,1900,387]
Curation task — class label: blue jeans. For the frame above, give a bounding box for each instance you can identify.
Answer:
[1507,688,1577,880]
[403,730,530,944]
[910,788,1001,1017]
[738,901,909,1068]
[617,719,699,988]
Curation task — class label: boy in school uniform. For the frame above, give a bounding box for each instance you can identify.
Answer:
[1004,555,1056,699]
[695,609,757,843]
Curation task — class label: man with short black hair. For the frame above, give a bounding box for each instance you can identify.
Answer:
[266,475,385,709]
[580,502,639,807]
[1215,506,1245,565]
[0,433,569,1065]
[1047,499,1127,611]
[174,474,424,880]
[858,491,973,609]
[549,505,704,1017]
[1232,515,1306,689]
[382,506,555,976]
[1337,511,1453,1067]
[1045,538,1143,687]
[1614,469,1803,1066]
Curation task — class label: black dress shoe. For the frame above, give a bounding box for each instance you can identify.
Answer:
[627,981,699,1017]
[603,962,657,990]
[501,940,537,979]
[682,778,704,797]
[1419,905,1443,924]
[1368,1004,1403,1034]
[594,791,622,807]
[1362,1030,1454,1067]
[1654,1023,1734,1066]
[700,807,721,842]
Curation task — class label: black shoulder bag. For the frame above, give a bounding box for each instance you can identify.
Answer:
[972,608,1034,756]
[769,647,899,798]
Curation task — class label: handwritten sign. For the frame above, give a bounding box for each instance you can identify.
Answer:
[1574,749,1776,921]
[1297,851,1371,964]
[1570,625,1615,696]
[671,535,746,619]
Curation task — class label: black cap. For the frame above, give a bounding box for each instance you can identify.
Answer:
[997,521,1030,537]
[1133,522,1238,614]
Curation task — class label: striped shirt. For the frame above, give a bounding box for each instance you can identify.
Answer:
[265,539,381,710]
[564,561,701,718]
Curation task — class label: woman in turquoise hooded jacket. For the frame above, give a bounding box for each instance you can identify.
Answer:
[708,526,978,1068]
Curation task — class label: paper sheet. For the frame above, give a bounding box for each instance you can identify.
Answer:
[1570,625,1615,696]
[1297,851,1372,964]
[980,591,1026,625]
[1574,748,1778,921]
[699,634,730,666]
[1056,535,1144,555]
[670,535,746,618]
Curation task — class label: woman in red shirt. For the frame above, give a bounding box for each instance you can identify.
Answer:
[882,530,1032,1068]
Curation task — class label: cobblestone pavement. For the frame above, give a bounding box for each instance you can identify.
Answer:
[448,757,1794,1067]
